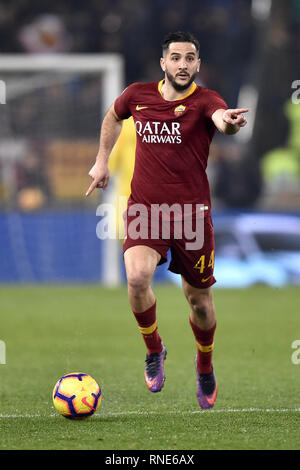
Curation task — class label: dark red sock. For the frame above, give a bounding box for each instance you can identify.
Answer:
[189,317,216,374]
[133,302,162,354]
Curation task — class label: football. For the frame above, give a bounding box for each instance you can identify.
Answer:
[52,372,102,419]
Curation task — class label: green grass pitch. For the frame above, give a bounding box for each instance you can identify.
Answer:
[0,284,299,450]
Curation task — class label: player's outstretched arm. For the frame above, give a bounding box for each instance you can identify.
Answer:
[211,108,249,135]
[86,105,123,196]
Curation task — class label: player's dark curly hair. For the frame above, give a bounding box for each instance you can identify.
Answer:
[162,31,200,55]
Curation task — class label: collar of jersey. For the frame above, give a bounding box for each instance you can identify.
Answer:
[158,79,197,101]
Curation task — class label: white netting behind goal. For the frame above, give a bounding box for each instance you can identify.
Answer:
[0,54,124,285]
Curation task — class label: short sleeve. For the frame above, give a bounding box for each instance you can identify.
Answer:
[114,83,137,120]
[204,89,228,119]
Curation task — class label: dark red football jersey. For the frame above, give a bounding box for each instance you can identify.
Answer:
[114,80,227,215]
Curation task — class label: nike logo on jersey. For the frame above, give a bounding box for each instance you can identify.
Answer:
[136,105,149,110]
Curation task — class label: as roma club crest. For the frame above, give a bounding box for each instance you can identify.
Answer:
[174,105,186,117]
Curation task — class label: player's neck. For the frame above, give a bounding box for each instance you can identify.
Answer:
[160,79,195,101]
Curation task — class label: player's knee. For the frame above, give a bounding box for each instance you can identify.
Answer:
[126,267,151,293]
[188,294,211,320]
[192,304,210,321]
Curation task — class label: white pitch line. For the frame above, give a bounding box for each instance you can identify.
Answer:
[0,414,41,418]
[100,408,300,417]
[1,408,300,418]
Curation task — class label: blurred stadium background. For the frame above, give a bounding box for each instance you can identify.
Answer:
[0,0,299,288]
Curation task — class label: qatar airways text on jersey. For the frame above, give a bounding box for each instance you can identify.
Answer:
[135,120,182,144]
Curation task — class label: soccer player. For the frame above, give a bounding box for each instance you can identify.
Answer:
[86,31,248,409]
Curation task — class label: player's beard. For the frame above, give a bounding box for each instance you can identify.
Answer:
[166,70,197,92]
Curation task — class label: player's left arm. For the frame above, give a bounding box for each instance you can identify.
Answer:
[211,108,249,135]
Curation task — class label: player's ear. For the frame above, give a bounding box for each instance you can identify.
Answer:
[160,57,166,72]
[197,58,201,73]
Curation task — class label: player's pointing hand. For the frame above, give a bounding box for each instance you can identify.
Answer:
[86,161,110,196]
[222,108,249,128]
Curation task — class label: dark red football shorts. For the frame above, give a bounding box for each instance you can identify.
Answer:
[123,208,216,289]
